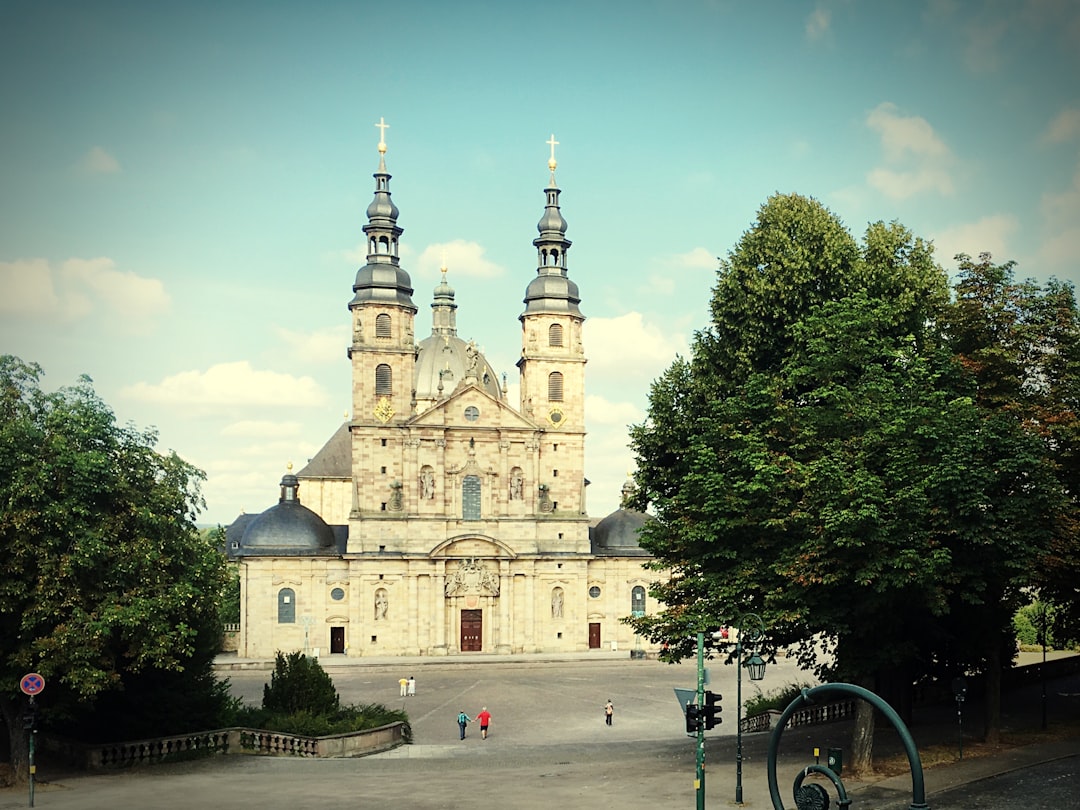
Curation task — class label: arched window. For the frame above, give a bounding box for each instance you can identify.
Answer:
[548,323,563,347]
[631,585,646,617]
[375,364,392,395]
[462,475,481,520]
[375,313,391,338]
[278,588,296,624]
[548,371,564,401]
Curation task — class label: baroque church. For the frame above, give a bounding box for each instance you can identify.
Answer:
[227,126,655,658]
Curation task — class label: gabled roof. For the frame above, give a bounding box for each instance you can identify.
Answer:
[297,421,351,478]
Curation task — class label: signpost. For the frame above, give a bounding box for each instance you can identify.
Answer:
[20,673,44,808]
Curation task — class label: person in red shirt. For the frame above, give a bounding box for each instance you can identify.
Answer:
[476,707,492,739]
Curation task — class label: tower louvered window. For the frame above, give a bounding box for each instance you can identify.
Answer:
[548,371,564,402]
[375,313,391,338]
[375,364,392,395]
[548,323,563,347]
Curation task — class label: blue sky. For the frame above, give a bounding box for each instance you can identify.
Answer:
[2,0,1079,525]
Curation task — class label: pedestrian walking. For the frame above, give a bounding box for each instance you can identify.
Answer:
[407,675,416,696]
[399,676,408,697]
[457,710,472,739]
[477,706,492,739]
[605,699,614,726]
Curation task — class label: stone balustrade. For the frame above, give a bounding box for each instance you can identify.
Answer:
[740,699,856,734]
[41,721,405,769]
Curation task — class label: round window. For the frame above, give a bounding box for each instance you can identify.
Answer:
[589,586,601,598]
[465,406,480,422]
[330,587,345,601]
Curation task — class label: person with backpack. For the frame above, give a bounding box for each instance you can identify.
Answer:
[457,710,472,740]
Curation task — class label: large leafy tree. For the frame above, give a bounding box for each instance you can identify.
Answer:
[937,254,1080,736]
[0,357,231,779]
[628,195,1059,770]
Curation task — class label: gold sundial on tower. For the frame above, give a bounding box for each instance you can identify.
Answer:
[374,397,394,423]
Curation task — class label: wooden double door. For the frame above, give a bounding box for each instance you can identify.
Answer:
[460,609,483,652]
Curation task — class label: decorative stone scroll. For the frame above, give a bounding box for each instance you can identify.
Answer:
[444,557,500,598]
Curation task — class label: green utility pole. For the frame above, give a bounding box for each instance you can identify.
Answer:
[695,631,705,810]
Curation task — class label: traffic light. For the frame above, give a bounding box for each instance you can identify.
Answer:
[22,703,38,731]
[685,702,701,734]
[702,690,723,729]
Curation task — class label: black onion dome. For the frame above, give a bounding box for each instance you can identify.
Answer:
[235,474,336,556]
[591,507,649,552]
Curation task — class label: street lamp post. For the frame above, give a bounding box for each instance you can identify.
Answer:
[735,613,766,805]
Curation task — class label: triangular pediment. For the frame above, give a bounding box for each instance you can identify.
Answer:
[409,384,539,431]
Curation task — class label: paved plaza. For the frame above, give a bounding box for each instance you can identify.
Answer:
[1,652,1077,809]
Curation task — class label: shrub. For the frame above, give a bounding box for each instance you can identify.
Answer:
[744,682,814,717]
[262,651,340,716]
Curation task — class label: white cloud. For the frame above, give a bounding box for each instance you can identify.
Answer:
[865,103,953,200]
[638,247,715,297]
[805,7,831,41]
[79,146,121,174]
[0,257,168,329]
[221,420,305,438]
[1036,160,1080,270]
[584,393,642,515]
[930,214,1019,268]
[121,361,329,408]
[585,312,687,390]
[0,258,58,315]
[274,325,350,365]
[1041,107,1080,145]
[416,240,504,279]
[866,103,949,160]
[867,167,954,199]
[61,257,169,321]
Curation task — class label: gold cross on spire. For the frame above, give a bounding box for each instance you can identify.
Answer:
[546,133,559,172]
[375,117,389,154]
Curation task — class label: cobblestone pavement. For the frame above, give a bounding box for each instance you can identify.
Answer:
[2,652,1076,809]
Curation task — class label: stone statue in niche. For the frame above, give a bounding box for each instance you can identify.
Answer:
[375,589,388,621]
[551,587,564,619]
[509,469,524,501]
[420,468,435,500]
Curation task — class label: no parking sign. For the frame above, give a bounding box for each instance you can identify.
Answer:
[20,673,45,696]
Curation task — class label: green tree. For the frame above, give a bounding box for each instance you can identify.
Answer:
[627,195,1057,772]
[0,357,231,778]
[938,253,1080,738]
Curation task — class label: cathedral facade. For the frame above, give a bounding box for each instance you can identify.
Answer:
[227,129,655,658]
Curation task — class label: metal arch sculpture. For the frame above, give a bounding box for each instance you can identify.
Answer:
[766,682,929,810]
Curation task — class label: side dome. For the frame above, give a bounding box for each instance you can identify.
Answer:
[590,479,652,555]
[590,507,650,554]
[234,474,336,556]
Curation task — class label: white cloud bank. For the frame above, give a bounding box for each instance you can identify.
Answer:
[416,240,504,279]
[865,103,954,200]
[122,361,329,408]
[0,257,168,329]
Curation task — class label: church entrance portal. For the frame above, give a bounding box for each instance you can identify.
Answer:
[589,622,601,649]
[330,626,345,654]
[461,609,482,651]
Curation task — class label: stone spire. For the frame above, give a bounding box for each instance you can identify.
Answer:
[522,133,581,317]
[350,117,416,311]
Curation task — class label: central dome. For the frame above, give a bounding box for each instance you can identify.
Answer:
[414,334,502,411]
